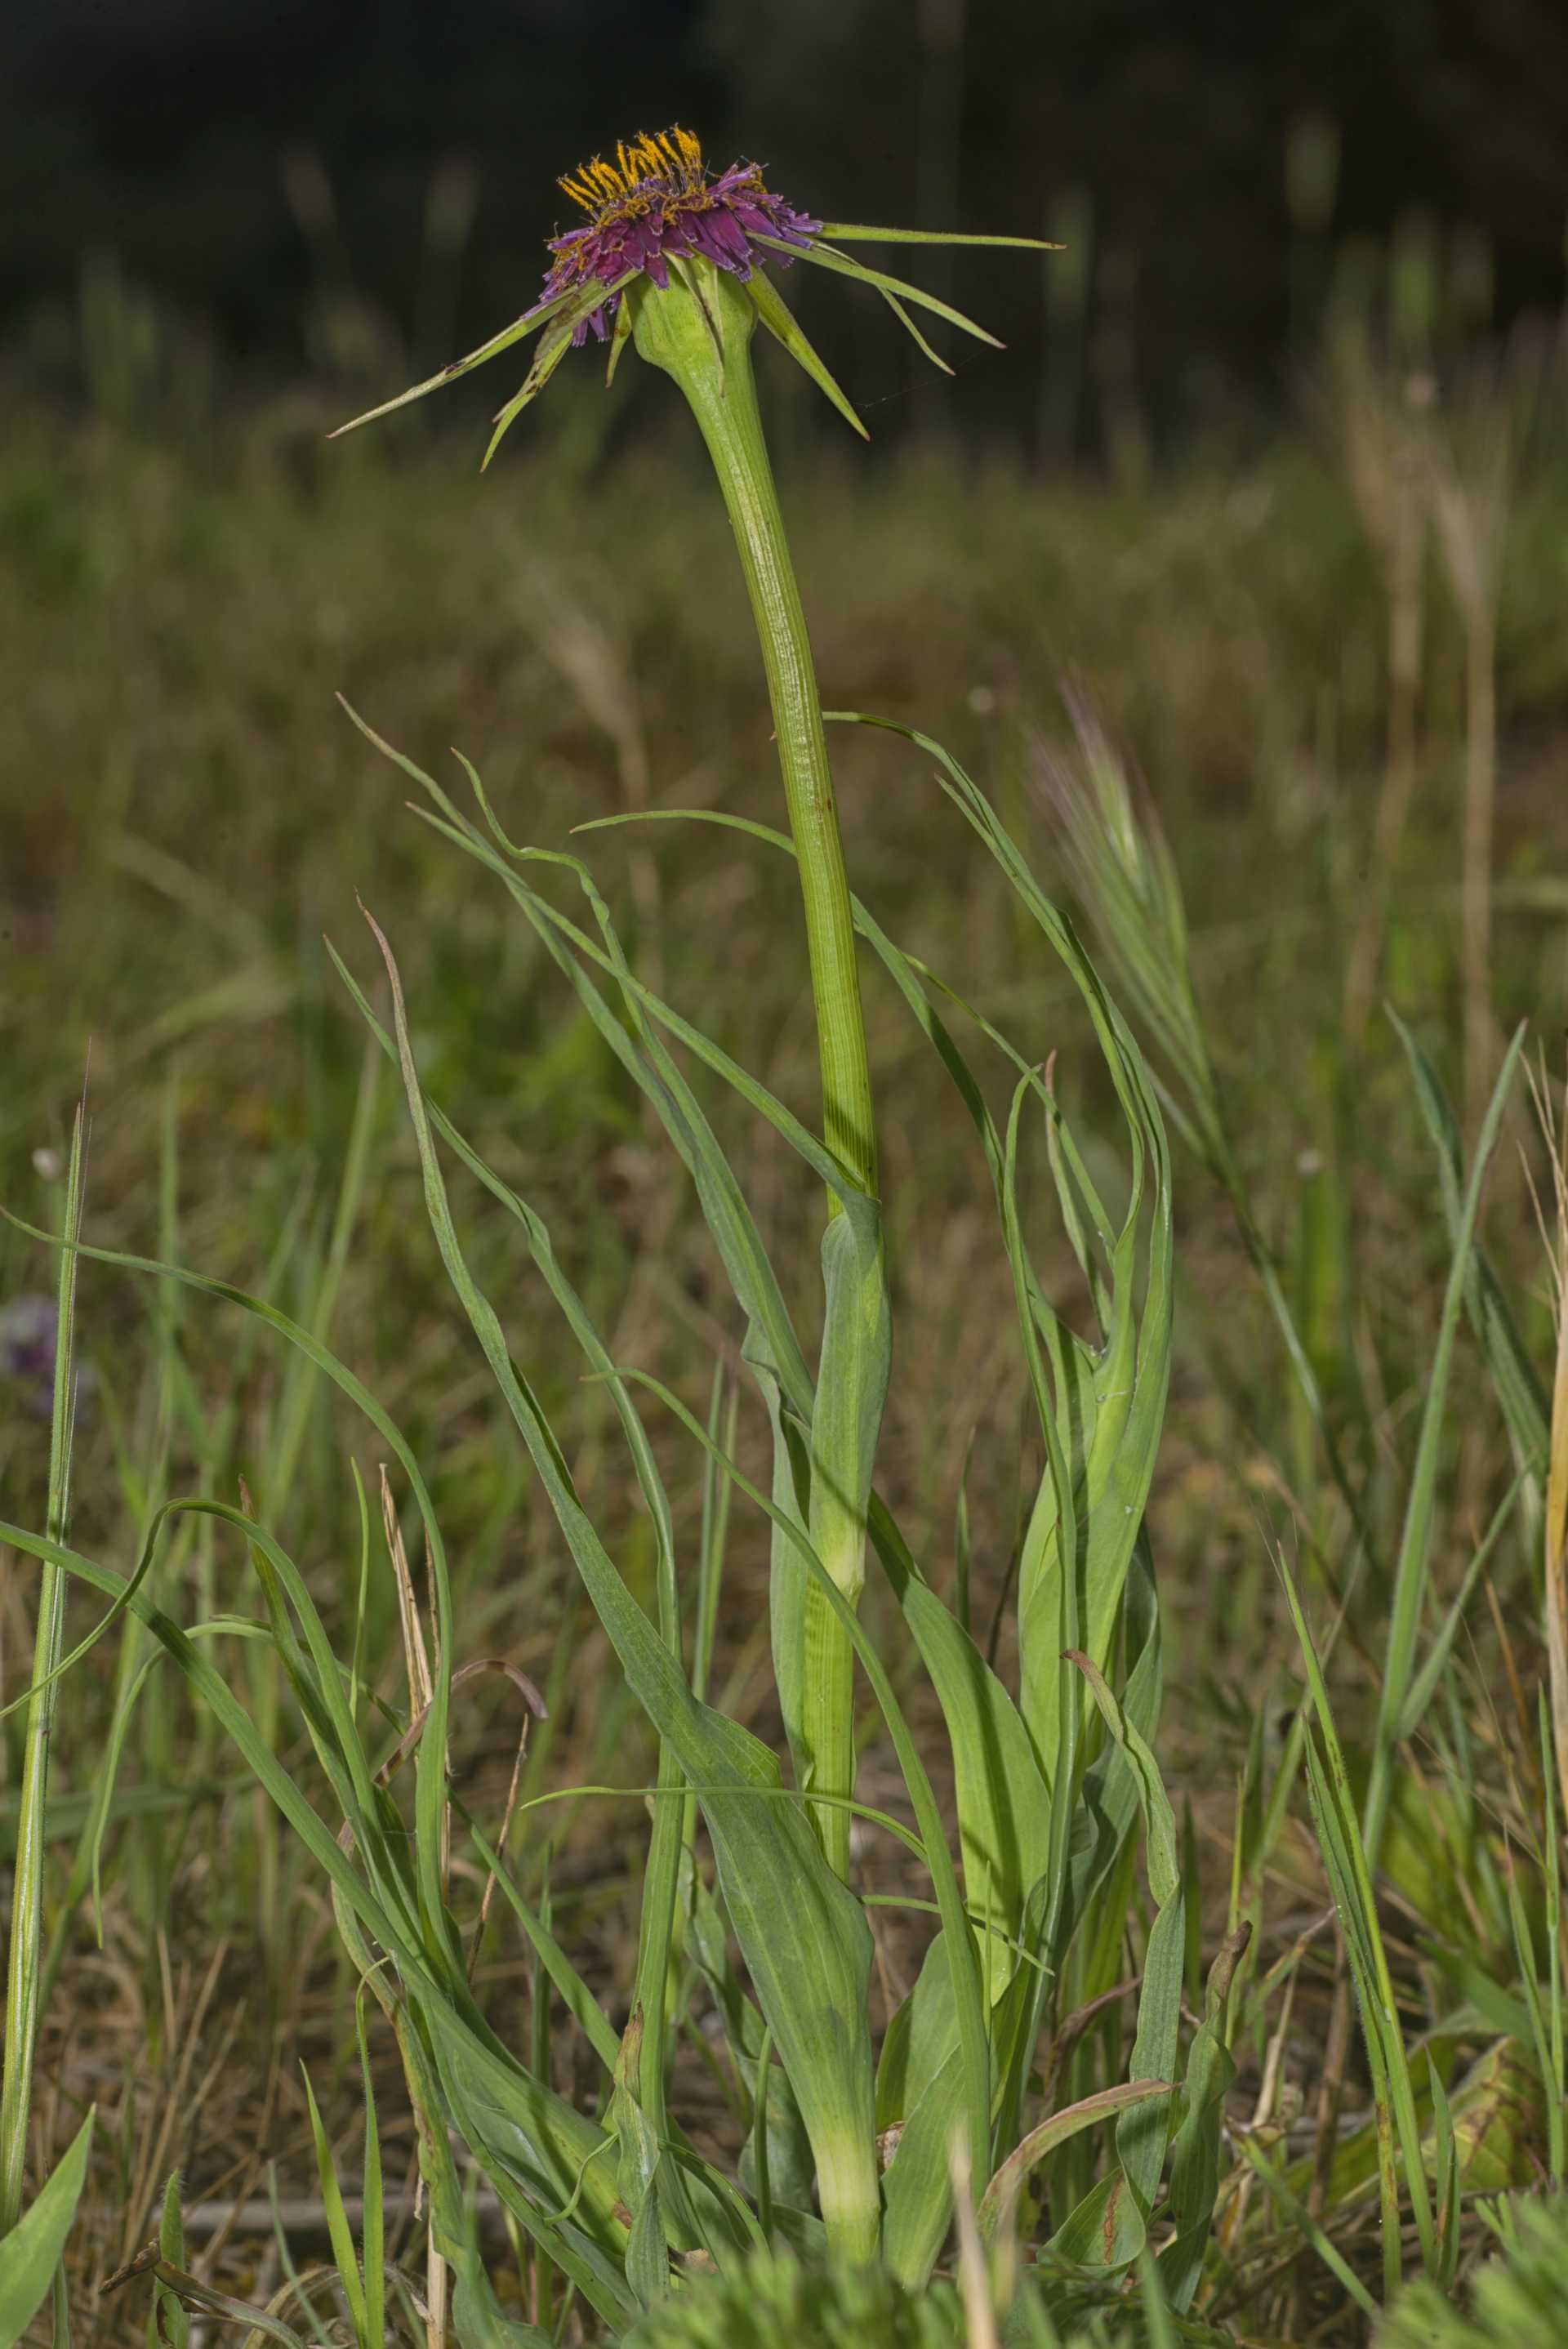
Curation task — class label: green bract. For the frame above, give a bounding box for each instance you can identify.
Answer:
[332,123,1052,463]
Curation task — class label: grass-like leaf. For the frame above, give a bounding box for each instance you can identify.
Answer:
[1362,1022,1528,1865]
[353,903,884,2260]
[0,2111,93,2349]
[977,2082,1174,2241]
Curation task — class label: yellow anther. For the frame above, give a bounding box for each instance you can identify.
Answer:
[559,127,711,220]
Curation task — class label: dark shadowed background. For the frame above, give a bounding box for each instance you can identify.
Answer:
[6,0,1567,452]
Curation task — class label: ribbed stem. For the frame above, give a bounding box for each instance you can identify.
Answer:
[635,273,877,1205]
[634,270,883,1887]
[630,265,884,2259]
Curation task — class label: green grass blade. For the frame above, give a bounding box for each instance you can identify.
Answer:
[1541,1689,1566,2182]
[1397,1464,1527,1739]
[600,1364,991,2280]
[875,1536,1049,2008]
[602,762,1168,2191]
[6,1504,617,2231]
[394,2012,583,2343]
[150,2168,189,2349]
[693,1366,737,1706]
[976,2081,1174,2240]
[1392,1010,1549,1473]
[355,910,882,2259]
[1233,2135,1380,2321]
[265,1030,381,1522]
[1363,1022,1528,1865]
[826,717,1174,1806]
[327,912,724,2138]
[1065,1653,1183,2258]
[466,1824,619,2075]
[301,2067,368,2347]
[0,1204,465,1972]
[0,1104,85,2233]
[574,802,1019,1224]
[1427,2051,1460,2289]
[999,1081,1084,1836]
[336,713,813,1420]
[407,803,849,1202]
[356,1993,384,2349]
[0,2111,93,2349]
[1280,1554,1437,2289]
[1299,1736,1405,2302]
[2,1464,615,2258]
[1156,1925,1249,2310]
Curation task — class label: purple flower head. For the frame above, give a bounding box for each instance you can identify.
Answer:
[333,135,1048,463]
[531,127,821,346]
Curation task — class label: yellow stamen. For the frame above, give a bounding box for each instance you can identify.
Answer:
[558,127,710,221]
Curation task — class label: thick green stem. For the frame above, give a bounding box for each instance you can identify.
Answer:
[633,268,885,1892]
[633,270,877,1204]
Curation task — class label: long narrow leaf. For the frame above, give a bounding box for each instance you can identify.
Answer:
[356,909,884,2258]
[1363,1023,1528,1864]
[0,2112,94,2349]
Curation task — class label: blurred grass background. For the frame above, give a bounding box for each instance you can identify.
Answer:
[2,239,1567,2329]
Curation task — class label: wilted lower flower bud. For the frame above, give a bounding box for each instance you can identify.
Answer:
[0,1291,96,1420]
[0,1294,59,1417]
